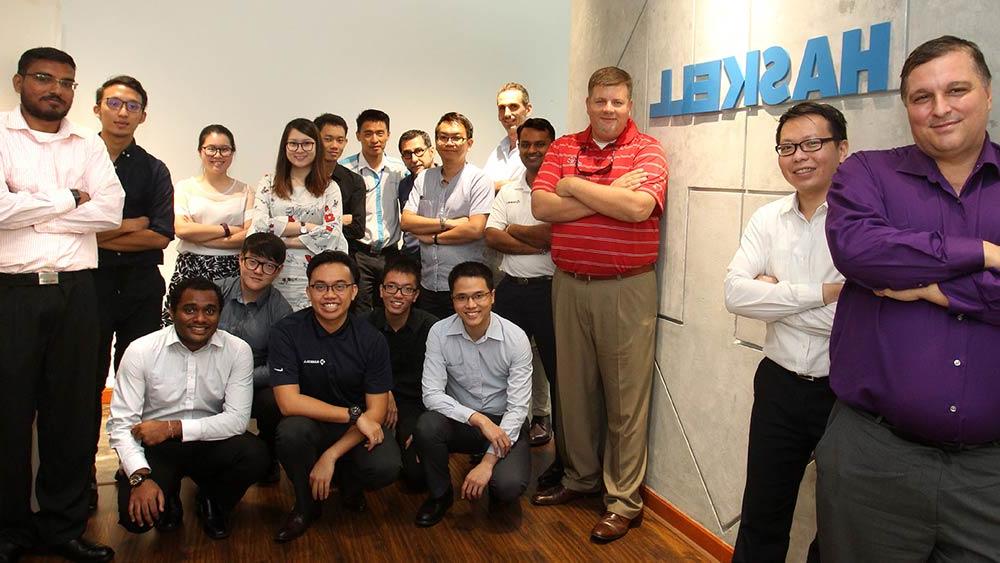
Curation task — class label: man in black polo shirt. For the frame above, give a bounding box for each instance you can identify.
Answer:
[90,74,174,511]
[365,256,438,489]
[314,113,365,245]
[268,251,401,543]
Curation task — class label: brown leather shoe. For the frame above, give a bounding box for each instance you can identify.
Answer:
[590,511,643,542]
[530,484,593,506]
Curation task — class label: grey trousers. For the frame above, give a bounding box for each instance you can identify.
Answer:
[815,401,1000,563]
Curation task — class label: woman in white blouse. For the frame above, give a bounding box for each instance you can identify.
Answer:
[165,124,248,323]
[249,118,347,310]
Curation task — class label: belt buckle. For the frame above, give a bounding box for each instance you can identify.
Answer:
[38,271,59,285]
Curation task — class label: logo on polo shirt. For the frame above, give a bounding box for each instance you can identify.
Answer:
[303,359,327,366]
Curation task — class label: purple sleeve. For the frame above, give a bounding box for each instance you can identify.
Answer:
[939,270,1000,326]
[825,152,983,290]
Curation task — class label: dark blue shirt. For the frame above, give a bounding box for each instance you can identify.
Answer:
[269,308,392,408]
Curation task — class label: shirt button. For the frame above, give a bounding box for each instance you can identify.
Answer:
[954,359,962,367]
[949,405,958,413]
[957,314,965,321]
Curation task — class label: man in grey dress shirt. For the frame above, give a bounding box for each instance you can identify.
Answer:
[413,261,532,527]
[218,232,293,483]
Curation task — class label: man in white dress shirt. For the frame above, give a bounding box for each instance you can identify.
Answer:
[413,261,533,527]
[107,277,268,540]
[723,102,848,563]
[0,47,123,563]
[483,82,531,192]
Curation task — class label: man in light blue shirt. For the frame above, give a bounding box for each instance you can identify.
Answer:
[413,261,532,527]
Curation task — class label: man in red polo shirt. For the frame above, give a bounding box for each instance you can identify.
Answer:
[529,66,667,542]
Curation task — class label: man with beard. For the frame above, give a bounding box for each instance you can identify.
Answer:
[0,47,124,562]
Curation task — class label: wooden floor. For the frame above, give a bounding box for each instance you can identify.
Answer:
[24,413,712,562]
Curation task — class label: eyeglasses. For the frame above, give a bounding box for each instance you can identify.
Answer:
[202,145,234,157]
[401,147,428,159]
[287,140,316,152]
[436,135,467,145]
[775,137,839,157]
[575,147,615,176]
[451,291,492,304]
[21,72,78,90]
[242,256,279,275]
[103,97,143,113]
[309,281,355,294]
[382,283,417,296]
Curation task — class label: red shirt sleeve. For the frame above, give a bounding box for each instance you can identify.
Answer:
[532,136,573,193]
[632,138,668,214]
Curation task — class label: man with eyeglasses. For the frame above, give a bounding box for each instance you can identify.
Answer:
[397,129,437,261]
[485,117,561,478]
[364,256,438,490]
[89,74,175,513]
[484,82,531,192]
[314,113,365,245]
[401,112,494,320]
[267,251,400,543]
[529,67,667,543]
[340,109,409,312]
[413,261,532,527]
[724,102,848,563]
[1,47,123,563]
[217,233,293,485]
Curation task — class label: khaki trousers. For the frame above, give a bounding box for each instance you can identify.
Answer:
[553,269,656,518]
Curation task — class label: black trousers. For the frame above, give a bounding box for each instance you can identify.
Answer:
[395,400,426,490]
[0,271,99,547]
[733,357,834,563]
[114,433,268,534]
[251,386,281,459]
[92,264,165,464]
[275,416,401,513]
[352,248,398,312]
[414,411,531,501]
[417,288,454,320]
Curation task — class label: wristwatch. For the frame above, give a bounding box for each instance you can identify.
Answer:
[348,405,363,425]
[439,217,447,230]
[128,472,149,488]
[70,189,82,207]
[299,221,309,235]
[433,233,439,245]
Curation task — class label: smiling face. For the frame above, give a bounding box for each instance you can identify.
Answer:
[379,269,419,318]
[451,275,494,335]
[307,262,357,331]
[171,288,221,351]
[199,132,235,176]
[94,84,145,141]
[435,120,473,166]
[586,84,632,143]
[14,59,75,125]
[497,89,531,131]
[517,127,553,174]
[320,123,348,164]
[904,49,992,164]
[777,114,848,197]
[285,128,317,169]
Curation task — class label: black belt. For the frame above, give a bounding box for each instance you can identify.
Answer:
[857,407,1000,453]
[762,357,826,383]
[0,270,90,286]
[504,275,552,285]
[562,263,654,282]
[351,242,398,257]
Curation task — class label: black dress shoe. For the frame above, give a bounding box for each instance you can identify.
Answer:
[415,489,453,527]
[536,460,565,490]
[196,493,230,540]
[155,492,183,532]
[49,537,114,562]
[258,459,281,485]
[274,505,320,543]
[0,540,25,563]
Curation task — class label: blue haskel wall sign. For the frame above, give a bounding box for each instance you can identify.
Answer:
[649,22,892,117]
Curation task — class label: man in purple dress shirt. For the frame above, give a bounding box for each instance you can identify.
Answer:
[821,35,1000,562]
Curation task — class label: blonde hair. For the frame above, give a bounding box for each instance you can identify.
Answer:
[497,82,530,105]
[588,67,632,99]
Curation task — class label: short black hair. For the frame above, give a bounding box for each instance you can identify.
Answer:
[356,109,390,131]
[95,75,148,109]
[18,47,75,74]
[517,118,556,142]
[398,129,432,152]
[900,35,992,98]
[168,276,223,312]
[306,251,359,284]
[448,261,494,292]
[436,112,474,140]
[775,102,848,145]
[383,255,422,287]
[314,113,349,134]
[241,232,286,264]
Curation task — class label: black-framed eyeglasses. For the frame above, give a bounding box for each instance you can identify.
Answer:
[401,147,428,159]
[436,135,467,145]
[103,97,143,114]
[575,146,615,176]
[382,283,417,296]
[242,256,279,275]
[287,140,316,152]
[309,281,355,294]
[775,137,839,157]
[20,72,77,90]
[451,291,492,304]
[202,145,234,157]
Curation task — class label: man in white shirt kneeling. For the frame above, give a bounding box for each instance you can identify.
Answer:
[107,277,268,540]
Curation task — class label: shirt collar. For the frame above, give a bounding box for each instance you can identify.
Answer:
[309,309,353,337]
[221,275,274,306]
[574,118,639,149]
[361,153,386,174]
[778,192,827,218]
[4,106,86,140]
[497,136,517,157]
[371,307,423,333]
[166,325,225,351]
[896,133,1000,179]
[444,312,504,343]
